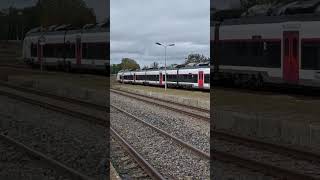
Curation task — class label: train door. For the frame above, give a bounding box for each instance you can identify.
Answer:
[76,36,82,65]
[159,72,163,86]
[37,41,41,63]
[133,73,136,83]
[283,31,299,83]
[198,71,204,89]
[177,70,179,86]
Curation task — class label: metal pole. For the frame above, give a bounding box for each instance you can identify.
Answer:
[164,46,167,91]
[40,43,43,72]
[40,27,43,72]
[21,23,23,44]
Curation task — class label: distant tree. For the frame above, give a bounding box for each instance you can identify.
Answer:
[142,65,149,70]
[37,0,96,27]
[120,58,140,70]
[0,0,96,40]
[150,62,159,69]
[185,54,209,64]
[110,64,121,74]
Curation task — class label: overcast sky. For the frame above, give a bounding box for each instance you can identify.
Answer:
[111,0,209,66]
[0,0,108,22]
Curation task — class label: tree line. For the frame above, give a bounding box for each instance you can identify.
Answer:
[110,53,210,74]
[0,0,97,40]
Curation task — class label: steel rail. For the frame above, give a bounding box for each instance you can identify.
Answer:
[213,129,320,163]
[111,88,210,121]
[111,128,165,180]
[3,82,320,160]
[3,82,320,178]
[111,104,210,159]
[0,133,92,180]
[111,88,209,112]
[0,86,163,179]
[212,149,318,180]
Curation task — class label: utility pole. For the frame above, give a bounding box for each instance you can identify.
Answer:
[155,42,175,91]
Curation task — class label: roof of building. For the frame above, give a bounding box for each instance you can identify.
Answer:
[25,21,109,36]
[212,0,320,25]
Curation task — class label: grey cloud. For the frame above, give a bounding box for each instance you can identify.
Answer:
[111,0,209,66]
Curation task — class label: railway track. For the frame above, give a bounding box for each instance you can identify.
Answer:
[0,133,91,180]
[0,81,209,178]
[0,64,29,69]
[112,87,320,179]
[111,128,165,179]
[110,105,209,178]
[111,104,210,159]
[213,135,320,180]
[110,88,210,121]
[0,82,165,179]
[2,82,320,178]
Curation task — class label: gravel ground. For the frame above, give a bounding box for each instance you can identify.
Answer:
[111,92,209,153]
[110,107,209,179]
[0,138,72,180]
[212,160,277,180]
[110,136,152,179]
[112,90,209,118]
[0,85,107,120]
[214,138,320,179]
[0,95,108,179]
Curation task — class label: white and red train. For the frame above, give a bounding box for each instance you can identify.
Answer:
[117,66,210,90]
[212,15,320,87]
[22,23,109,72]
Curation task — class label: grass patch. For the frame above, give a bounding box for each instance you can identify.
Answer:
[14,73,108,91]
[214,89,320,122]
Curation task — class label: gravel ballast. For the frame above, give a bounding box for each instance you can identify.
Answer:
[111,92,209,153]
[214,138,320,179]
[0,95,108,179]
[111,107,209,179]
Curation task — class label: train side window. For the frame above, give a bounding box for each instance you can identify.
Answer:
[251,41,259,56]
[301,41,320,70]
[193,74,198,83]
[82,43,87,59]
[238,42,247,56]
[31,43,37,57]
[205,74,210,84]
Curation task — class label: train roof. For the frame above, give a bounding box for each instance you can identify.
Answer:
[118,66,210,73]
[25,22,109,36]
[218,13,320,25]
[213,0,320,25]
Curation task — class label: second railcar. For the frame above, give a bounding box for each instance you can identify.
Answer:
[22,24,109,72]
[212,15,320,87]
[117,67,210,90]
